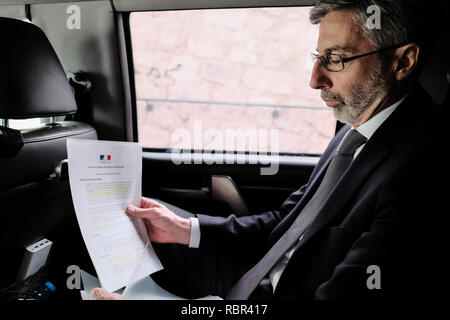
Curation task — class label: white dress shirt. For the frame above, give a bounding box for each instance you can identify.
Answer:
[188,94,408,292]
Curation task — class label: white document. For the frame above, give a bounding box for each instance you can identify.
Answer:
[67,139,163,293]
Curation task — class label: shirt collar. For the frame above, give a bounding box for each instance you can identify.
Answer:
[355,93,410,141]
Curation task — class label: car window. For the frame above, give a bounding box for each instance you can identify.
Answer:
[129,7,335,156]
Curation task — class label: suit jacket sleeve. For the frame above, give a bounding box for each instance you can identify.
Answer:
[196,184,308,255]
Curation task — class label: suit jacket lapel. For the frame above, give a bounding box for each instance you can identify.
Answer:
[266,126,350,248]
[295,139,391,249]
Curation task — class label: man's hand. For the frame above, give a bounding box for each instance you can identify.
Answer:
[126,197,191,245]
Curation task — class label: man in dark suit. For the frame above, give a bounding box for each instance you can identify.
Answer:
[91,0,445,300]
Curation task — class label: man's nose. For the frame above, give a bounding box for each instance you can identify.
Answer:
[309,59,332,90]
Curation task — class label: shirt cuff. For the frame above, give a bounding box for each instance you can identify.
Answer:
[188,217,201,248]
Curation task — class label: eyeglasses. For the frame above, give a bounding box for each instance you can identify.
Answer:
[311,44,402,72]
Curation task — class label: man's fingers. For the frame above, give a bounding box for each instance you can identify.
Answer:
[126,204,157,218]
[89,287,126,300]
[141,197,163,209]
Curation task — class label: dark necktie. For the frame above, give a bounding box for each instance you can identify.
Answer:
[226,129,367,300]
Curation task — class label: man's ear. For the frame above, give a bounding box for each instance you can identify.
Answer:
[392,44,421,81]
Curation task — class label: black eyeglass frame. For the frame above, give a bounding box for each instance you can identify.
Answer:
[312,44,404,72]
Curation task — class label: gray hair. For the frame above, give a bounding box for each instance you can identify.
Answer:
[310,0,440,72]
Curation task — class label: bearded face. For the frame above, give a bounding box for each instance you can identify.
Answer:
[310,10,397,127]
[320,61,391,126]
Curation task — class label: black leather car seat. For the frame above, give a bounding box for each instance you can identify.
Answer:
[0,17,97,290]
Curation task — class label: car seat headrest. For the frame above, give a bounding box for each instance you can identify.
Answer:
[0,17,77,119]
